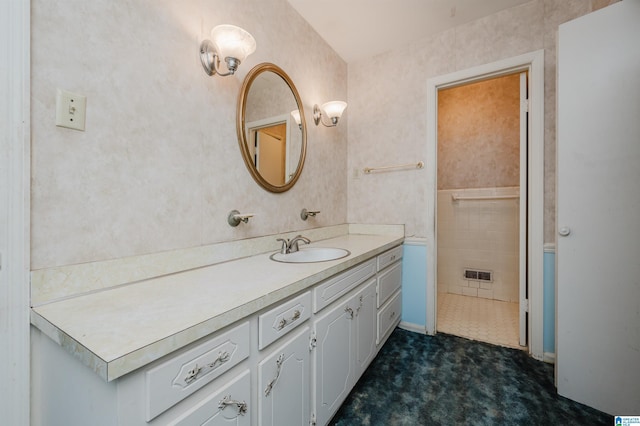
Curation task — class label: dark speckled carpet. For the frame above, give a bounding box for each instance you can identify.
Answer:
[329,328,611,426]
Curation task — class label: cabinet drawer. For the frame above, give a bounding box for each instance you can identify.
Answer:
[259,292,311,350]
[168,369,251,426]
[313,258,376,313]
[146,322,250,421]
[377,245,403,271]
[377,291,402,344]
[377,262,402,308]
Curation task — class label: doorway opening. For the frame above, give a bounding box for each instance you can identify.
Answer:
[246,112,301,187]
[435,72,526,349]
[425,50,545,360]
[253,123,287,186]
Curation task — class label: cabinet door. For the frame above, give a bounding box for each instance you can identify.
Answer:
[313,297,355,426]
[167,370,250,426]
[353,279,377,377]
[258,327,310,426]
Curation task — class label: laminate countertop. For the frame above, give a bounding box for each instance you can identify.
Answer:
[31,233,404,381]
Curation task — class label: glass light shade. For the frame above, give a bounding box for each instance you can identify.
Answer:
[291,109,301,125]
[211,25,256,63]
[321,101,347,119]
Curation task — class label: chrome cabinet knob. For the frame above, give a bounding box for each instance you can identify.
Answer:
[558,226,571,237]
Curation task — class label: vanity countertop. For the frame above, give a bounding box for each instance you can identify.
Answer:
[31,233,403,382]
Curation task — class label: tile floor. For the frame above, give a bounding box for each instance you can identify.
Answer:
[437,292,522,349]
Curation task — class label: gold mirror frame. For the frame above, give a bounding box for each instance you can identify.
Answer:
[237,63,307,193]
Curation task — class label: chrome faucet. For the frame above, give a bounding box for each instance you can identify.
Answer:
[276,235,311,254]
[288,235,310,253]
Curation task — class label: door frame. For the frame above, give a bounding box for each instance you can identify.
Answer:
[1,0,31,423]
[246,113,295,182]
[425,50,545,360]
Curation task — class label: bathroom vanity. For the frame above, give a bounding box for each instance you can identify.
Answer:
[31,229,403,425]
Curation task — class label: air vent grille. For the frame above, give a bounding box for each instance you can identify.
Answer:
[478,271,492,281]
[463,268,493,282]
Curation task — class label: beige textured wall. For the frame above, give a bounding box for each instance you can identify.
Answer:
[347,0,619,243]
[437,74,520,190]
[30,0,348,269]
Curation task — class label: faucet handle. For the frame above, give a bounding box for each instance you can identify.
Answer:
[276,238,289,254]
[301,209,320,221]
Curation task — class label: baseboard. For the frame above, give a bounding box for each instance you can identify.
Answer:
[398,321,427,334]
[543,352,556,364]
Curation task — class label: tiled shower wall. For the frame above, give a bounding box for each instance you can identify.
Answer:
[437,187,520,302]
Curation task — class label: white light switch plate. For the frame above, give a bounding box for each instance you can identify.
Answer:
[55,89,86,131]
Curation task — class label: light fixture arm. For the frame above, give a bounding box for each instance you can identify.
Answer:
[313,104,337,127]
[200,39,238,77]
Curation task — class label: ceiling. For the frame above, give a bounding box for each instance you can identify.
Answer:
[286,0,531,63]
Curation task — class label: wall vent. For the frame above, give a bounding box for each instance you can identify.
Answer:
[463,268,493,282]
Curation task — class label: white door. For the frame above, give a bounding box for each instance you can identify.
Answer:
[258,327,311,426]
[557,0,640,415]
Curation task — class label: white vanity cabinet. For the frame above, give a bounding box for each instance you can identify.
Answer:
[376,247,403,345]
[31,239,404,426]
[30,321,255,426]
[257,327,311,426]
[313,278,377,426]
[256,291,312,426]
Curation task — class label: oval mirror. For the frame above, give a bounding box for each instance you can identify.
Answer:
[237,63,307,193]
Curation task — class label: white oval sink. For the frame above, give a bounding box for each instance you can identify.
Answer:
[270,247,350,263]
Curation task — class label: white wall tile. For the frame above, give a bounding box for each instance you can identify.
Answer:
[462,287,478,297]
[478,288,494,299]
[437,188,519,302]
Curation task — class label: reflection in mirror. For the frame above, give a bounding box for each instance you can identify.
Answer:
[237,63,306,193]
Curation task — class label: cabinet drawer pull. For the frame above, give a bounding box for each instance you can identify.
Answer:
[264,353,285,396]
[184,364,201,384]
[183,351,231,384]
[345,296,365,320]
[277,309,301,330]
[345,306,354,320]
[218,395,248,415]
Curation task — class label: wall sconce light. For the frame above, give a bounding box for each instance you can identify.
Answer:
[313,101,347,127]
[200,25,256,77]
[291,110,302,129]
